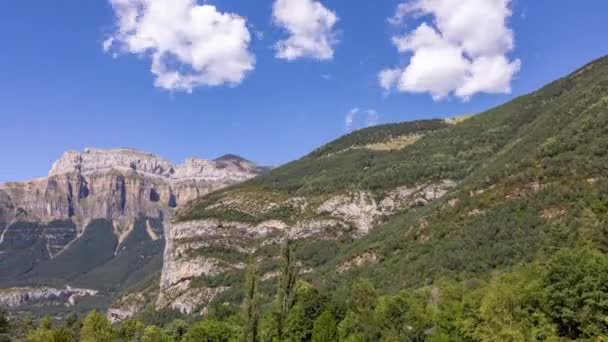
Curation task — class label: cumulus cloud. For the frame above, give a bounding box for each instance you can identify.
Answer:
[379,0,521,101]
[272,0,339,60]
[378,68,402,92]
[345,108,379,131]
[104,0,255,92]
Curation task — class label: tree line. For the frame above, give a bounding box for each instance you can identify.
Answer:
[2,241,608,341]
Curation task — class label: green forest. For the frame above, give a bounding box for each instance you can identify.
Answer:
[3,241,608,341]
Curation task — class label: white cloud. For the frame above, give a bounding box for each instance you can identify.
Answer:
[345,108,379,131]
[104,0,255,92]
[272,0,339,60]
[387,3,410,26]
[380,0,521,101]
[378,68,402,91]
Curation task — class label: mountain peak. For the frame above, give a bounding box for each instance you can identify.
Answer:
[47,147,265,182]
[49,148,174,177]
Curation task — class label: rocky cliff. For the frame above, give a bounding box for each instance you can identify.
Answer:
[150,118,461,315]
[0,148,265,313]
[0,287,98,308]
[156,181,456,314]
[1,148,264,224]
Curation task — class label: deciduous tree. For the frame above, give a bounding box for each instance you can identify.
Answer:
[80,310,115,342]
[311,310,337,342]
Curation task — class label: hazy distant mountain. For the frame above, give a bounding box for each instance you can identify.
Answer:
[0,147,265,316]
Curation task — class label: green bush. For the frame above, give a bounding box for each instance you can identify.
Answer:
[183,320,239,342]
[79,311,115,342]
[311,310,337,342]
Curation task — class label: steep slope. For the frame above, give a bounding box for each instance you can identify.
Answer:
[0,148,265,315]
[325,55,608,295]
[156,55,608,315]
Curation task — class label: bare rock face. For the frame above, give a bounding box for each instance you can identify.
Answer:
[1,148,264,225]
[0,286,98,308]
[49,148,174,178]
[157,180,456,314]
[156,218,281,313]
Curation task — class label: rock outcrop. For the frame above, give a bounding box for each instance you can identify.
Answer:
[157,180,456,313]
[0,286,98,308]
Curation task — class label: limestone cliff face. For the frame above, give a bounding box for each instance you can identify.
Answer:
[157,219,283,314]
[0,286,98,308]
[156,180,456,314]
[0,148,264,226]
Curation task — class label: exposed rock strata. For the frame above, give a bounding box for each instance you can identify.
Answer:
[158,180,456,313]
[0,148,264,255]
[2,148,264,224]
[157,218,284,313]
[108,291,149,323]
[0,286,98,307]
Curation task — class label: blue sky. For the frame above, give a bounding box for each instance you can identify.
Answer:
[0,0,607,182]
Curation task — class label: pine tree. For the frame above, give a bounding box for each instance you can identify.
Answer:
[117,319,145,341]
[578,208,608,251]
[25,317,71,342]
[276,238,298,341]
[165,319,188,341]
[243,255,260,342]
[141,325,168,342]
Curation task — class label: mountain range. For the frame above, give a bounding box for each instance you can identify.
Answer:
[0,148,267,317]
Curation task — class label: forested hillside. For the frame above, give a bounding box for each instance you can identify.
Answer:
[325,54,608,293]
[171,55,608,305]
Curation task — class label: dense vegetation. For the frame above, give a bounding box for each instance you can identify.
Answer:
[4,244,608,341]
[315,55,608,295]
